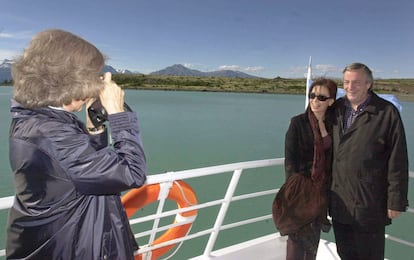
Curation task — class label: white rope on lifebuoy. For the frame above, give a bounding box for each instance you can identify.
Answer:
[122,180,198,260]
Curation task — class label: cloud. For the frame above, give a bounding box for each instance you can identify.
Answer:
[245,66,265,72]
[289,64,341,77]
[0,30,32,60]
[219,65,265,73]
[219,65,241,71]
[183,63,195,68]
[183,63,212,72]
[0,32,13,38]
[0,49,19,60]
[371,68,382,74]
[289,66,307,76]
[0,30,33,40]
[315,64,339,74]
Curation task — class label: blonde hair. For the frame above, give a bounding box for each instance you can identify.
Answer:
[12,29,105,108]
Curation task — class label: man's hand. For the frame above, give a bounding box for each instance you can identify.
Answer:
[388,209,402,219]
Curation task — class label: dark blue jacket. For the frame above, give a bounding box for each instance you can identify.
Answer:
[7,101,146,259]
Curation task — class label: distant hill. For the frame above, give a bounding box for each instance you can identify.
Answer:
[101,64,119,74]
[151,64,204,77]
[205,69,257,78]
[151,64,257,78]
[0,62,136,83]
[0,59,12,83]
[101,65,136,75]
[1,60,257,82]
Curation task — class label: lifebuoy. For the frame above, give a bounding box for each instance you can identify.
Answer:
[122,180,198,260]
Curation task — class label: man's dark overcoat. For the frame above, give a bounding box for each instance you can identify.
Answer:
[330,92,409,229]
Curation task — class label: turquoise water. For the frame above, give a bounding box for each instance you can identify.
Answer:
[0,87,413,258]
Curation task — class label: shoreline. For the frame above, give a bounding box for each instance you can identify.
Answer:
[121,85,414,102]
[392,93,414,102]
[2,83,414,102]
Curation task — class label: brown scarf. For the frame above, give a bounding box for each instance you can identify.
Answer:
[308,110,325,184]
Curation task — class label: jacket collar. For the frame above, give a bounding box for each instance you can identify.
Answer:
[10,99,81,125]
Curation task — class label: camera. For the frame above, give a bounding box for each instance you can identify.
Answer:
[87,99,132,128]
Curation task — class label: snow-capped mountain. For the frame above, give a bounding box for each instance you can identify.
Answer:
[0,59,13,83]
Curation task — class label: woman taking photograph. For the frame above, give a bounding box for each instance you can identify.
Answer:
[6,29,147,259]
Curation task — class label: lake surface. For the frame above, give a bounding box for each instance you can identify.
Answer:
[0,87,413,258]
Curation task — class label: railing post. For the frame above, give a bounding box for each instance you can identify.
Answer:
[143,181,173,260]
[203,168,243,258]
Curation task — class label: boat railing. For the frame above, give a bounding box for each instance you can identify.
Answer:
[0,158,413,259]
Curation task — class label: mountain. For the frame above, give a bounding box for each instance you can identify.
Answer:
[205,69,257,78]
[150,64,205,77]
[151,64,257,78]
[0,62,135,83]
[101,64,119,74]
[0,59,13,83]
[116,69,134,74]
[0,60,257,83]
[101,65,137,74]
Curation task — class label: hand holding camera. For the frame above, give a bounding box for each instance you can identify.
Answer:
[100,72,125,115]
[87,72,131,128]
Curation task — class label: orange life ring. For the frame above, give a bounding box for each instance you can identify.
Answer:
[122,180,198,260]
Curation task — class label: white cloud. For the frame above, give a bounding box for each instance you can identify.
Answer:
[0,32,13,38]
[218,65,265,73]
[371,68,382,75]
[289,64,341,78]
[0,30,32,40]
[315,64,339,74]
[219,65,241,71]
[0,30,34,60]
[183,63,195,68]
[182,63,212,71]
[289,66,307,75]
[245,66,264,72]
[0,49,19,60]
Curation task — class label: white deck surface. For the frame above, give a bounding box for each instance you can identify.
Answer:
[191,233,340,260]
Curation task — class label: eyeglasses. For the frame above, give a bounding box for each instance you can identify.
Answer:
[308,93,331,101]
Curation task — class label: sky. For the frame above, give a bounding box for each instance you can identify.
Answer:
[1,0,413,79]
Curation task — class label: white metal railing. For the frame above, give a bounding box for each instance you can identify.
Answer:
[0,158,413,259]
[128,158,284,259]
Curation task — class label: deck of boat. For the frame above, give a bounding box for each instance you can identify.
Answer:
[1,158,412,259]
[191,233,339,260]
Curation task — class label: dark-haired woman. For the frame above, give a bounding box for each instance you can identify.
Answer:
[284,78,337,259]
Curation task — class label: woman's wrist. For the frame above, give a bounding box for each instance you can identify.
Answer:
[87,125,105,134]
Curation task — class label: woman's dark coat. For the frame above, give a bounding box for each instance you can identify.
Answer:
[6,101,147,260]
[330,92,409,229]
[284,111,333,181]
[281,110,333,252]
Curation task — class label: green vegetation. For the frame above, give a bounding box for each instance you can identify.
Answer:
[3,74,414,100]
[113,74,311,94]
[1,79,12,85]
[112,74,414,100]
